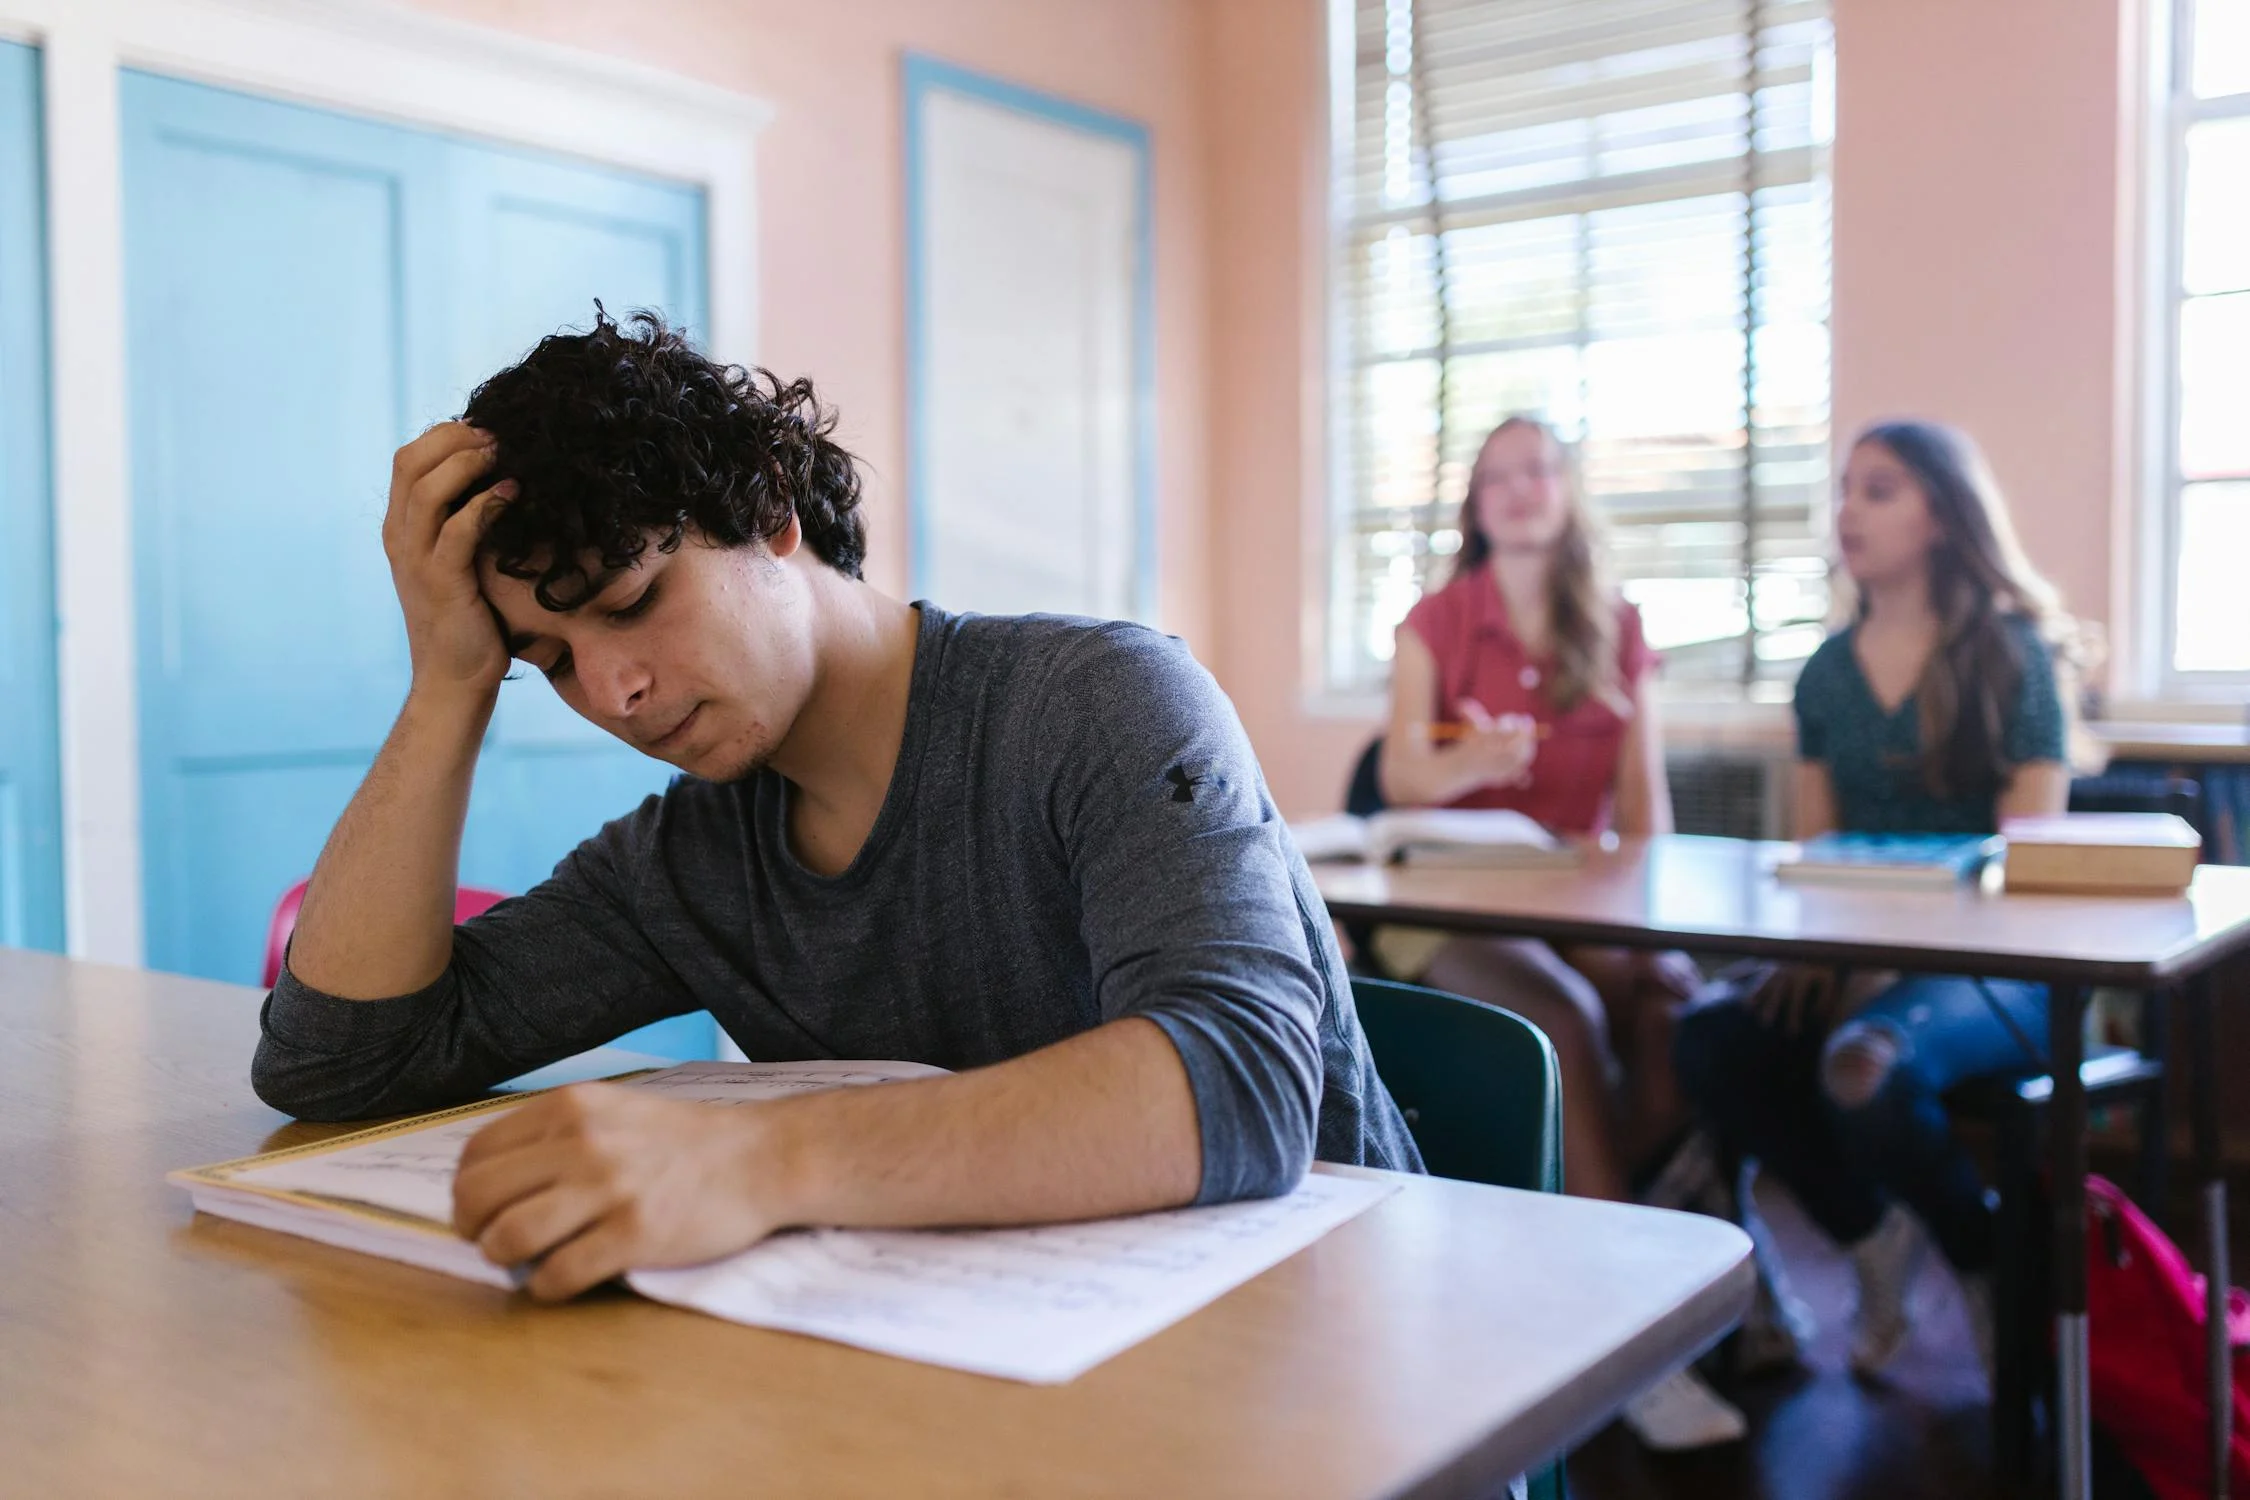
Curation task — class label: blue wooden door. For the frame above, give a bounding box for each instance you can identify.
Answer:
[439,144,712,933]
[0,41,64,953]
[121,73,713,1058]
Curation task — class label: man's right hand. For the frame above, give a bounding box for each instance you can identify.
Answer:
[382,422,517,701]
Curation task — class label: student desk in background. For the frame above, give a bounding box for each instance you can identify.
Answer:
[0,947,1750,1500]
[1317,834,2250,1500]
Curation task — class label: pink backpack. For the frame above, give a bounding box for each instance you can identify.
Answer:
[2088,1173,2250,1497]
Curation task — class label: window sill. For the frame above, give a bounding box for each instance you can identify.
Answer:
[2099,698,2250,726]
[2092,722,2250,764]
[1660,697,1793,755]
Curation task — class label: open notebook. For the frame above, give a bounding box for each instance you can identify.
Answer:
[1288,807,1579,869]
[172,1061,1396,1383]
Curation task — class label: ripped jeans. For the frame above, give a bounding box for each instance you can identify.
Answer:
[1673,970,2048,1272]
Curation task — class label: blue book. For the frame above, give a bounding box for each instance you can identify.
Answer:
[1776,832,2005,889]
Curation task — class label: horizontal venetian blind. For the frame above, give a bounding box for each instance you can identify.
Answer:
[1331,0,1835,695]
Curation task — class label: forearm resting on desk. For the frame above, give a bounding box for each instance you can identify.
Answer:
[766,1015,1204,1227]
[454,1016,1208,1300]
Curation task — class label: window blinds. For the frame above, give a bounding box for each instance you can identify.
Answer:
[1332,0,1835,694]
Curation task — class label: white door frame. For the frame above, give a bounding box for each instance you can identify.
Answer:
[903,54,1156,625]
[0,0,769,965]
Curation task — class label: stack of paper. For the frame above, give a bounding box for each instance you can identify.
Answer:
[172,1061,1397,1383]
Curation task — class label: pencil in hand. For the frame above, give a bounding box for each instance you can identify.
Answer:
[1419,719,1552,742]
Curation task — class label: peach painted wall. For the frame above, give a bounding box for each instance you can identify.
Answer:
[1830,0,2145,666]
[1207,0,2156,817]
[1201,0,1379,818]
[399,0,1218,657]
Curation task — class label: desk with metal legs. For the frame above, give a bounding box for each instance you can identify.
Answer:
[1317,835,2250,1500]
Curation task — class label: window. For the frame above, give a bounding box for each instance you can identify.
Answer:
[1327,0,1835,697]
[2159,0,2250,678]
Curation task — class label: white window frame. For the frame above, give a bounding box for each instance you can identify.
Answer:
[0,0,770,965]
[2135,0,2250,704]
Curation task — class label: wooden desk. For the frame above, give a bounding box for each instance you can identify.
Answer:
[1317,836,2250,1500]
[1315,833,2250,986]
[0,948,1752,1500]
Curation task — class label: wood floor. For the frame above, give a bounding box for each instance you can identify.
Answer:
[1567,1156,2244,1500]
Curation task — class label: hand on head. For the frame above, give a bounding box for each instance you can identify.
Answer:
[382,421,517,701]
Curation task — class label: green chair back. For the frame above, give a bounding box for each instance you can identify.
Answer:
[1353,976,1565,1196]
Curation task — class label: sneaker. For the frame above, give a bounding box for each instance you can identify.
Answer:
[1620,1366,1749,1451]
[1847,1204,1924,1375]
[1958,1269,1997,1386]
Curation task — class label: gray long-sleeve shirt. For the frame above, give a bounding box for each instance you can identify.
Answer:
[254,604,1422,1202]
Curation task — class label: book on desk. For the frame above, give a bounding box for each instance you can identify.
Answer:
[1288,808,1580,869]
[171,1060,1395,1384]
[1774,832,2006,890]
[2000,812,2201,895]
[1774,816,2202,895]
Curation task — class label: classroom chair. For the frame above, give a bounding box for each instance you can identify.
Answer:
[1346,735,1387,821]
[261,879,508,989]
[1352,977,1568,1500]
[1338,739,1393,978]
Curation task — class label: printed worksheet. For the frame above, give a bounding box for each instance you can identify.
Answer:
[627,1172,1400,1383]
[197,1059,1398,1383]
[237,1061,948,1225]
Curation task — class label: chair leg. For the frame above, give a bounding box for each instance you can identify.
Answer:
[1993,1099,2039,1490]
[2138,989,2172,1233]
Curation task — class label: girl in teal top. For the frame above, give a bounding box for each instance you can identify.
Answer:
[1676,420,2080,1382]
[1793,610,2064,834]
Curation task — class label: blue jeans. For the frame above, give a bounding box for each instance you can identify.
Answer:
[1673,970,2048,1272]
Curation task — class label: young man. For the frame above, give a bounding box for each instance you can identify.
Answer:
[257,310,1420,1300]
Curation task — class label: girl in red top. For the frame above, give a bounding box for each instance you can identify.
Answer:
[1381,416,1738,1447]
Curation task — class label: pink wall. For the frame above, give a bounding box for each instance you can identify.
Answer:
[1830,0,2144,659]
[1203,0,1377,817]
[402,0,1218,656]
[407,0,2154,818]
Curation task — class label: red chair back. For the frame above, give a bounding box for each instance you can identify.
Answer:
[261,879,509,988]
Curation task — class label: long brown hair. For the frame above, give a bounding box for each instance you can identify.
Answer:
[1451,415,1621,713]
[1843,420,2088,798]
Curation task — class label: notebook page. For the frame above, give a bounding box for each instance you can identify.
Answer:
[627,1171,1400,1383]
[236,1060,949,1225]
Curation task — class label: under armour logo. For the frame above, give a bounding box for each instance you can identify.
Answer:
[1165,765,1207,803]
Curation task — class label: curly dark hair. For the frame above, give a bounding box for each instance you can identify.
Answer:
[460,305,866,610]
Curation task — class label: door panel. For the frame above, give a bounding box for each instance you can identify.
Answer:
[122,73,713,1059]
[909,73,1149,624]
[123,75,437,980]
[446,139,706,887]
[442,139,712,1063]
[0,40,64,952]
